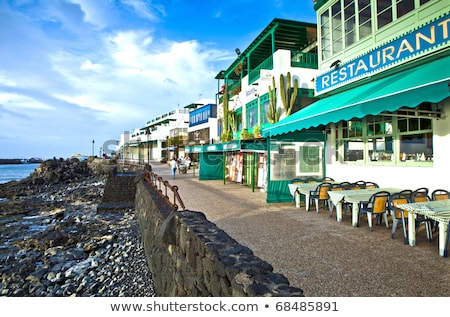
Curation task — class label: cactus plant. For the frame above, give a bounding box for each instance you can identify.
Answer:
[279,72,298,117]
[266,76,281,124]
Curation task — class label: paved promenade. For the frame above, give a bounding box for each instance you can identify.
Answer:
[149,161,449,297]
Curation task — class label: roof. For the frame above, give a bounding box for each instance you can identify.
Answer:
[221,18,317,80]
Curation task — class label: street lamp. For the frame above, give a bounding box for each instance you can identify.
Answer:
[92,139,95,156]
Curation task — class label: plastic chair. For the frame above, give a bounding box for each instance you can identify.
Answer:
[339,182,351,190]
[365,182,379,189]
[389,192,410,244]
[357,191,390,231]
[309,183,331,213]
[411,187,430,202]
[322,177,335,183]
[411,188,433,241]
[305,177,318,183]
[431,189,450,200]
[350,181,366,189]
[399,189,413,200]
[290,178,303,184]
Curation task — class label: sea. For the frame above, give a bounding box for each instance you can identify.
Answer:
[0,163,41,184]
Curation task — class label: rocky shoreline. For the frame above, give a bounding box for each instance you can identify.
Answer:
[0,158,155,297]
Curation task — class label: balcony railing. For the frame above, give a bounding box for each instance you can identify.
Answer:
[248,55,274,85]
[291,51,318,69]
[228,80,241,95]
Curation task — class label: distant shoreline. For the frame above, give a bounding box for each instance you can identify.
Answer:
[0,158,43,164]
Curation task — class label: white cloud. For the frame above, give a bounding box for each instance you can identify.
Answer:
[80,59,101,71]
[0,92,54,110]
[122,0,165,21]
[68,0,111,29]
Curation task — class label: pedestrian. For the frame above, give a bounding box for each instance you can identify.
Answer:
[170,158,177,179]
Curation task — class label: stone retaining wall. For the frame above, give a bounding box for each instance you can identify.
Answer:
[135,180,304,297]
[97,167,139,212]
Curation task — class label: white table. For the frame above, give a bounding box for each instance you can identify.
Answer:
[328,188,403,225]
[397,199,450,257]
[288,183,321,210]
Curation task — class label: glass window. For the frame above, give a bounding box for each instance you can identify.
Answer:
[337,110,433,164]
[246,101,257,129]
[235,112,242,132]
[342,120,363,138]
[358,0,372,39]
[367,115,393,136]
[396,0,415,18]
[344,0,356,46]
[270,141,323,180]
[321,10,331,59]
[368,136,393,161]
[343,138,364,161]
[331,2,343,54]
[399,133,433,161]
[299,145,321,173]
[260,96,270,126]
[420,0,431,5]
[377,0,393,29]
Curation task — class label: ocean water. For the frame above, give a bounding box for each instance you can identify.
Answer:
[0,163,41,184]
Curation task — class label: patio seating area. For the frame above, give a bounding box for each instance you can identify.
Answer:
[288,178,450,257]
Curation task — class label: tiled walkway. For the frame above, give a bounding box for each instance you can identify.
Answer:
[149,162,450,297]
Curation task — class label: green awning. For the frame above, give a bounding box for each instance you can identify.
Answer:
[263,55,450,137]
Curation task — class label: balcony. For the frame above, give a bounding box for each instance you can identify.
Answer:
[291,51,318,69]
[248,55,274,84]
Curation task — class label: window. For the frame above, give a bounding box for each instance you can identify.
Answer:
[377,0,393,29]
[235,109,242,132]
[397,105,433,161]
[358,0,372,39]
[344,0,356,46]
[321,10,331,59]
[319,0,429,58]
[396,0,414,19]
[331,2,343,54]
[260,94,270,126]
[337,110,433,164]
[367,115,393,161]
[270,141,323,180]
[341,120,364,161]
[246,100,257,129]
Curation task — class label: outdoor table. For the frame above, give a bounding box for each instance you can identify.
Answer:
[288,183,320,209]
[328,187,403,225]
[397,199,450,257]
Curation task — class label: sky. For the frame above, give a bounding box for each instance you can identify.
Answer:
[0,0,316,159]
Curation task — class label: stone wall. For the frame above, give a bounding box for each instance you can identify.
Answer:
[97,167,139,212]
[135,180,304,297]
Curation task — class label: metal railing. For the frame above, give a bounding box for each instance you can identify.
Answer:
[144,169,186,211]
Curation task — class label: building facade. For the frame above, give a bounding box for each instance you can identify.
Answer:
[264,0,450,196]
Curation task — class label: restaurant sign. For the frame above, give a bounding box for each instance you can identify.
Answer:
[315,14,450,95]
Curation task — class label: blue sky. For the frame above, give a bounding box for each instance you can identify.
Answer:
[0,0,316,159]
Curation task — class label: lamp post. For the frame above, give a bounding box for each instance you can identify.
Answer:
[92,139,95,156]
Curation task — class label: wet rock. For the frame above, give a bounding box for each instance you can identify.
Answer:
[0,162,155,297]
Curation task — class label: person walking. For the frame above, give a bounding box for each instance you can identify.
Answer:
[170,158,178,179]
